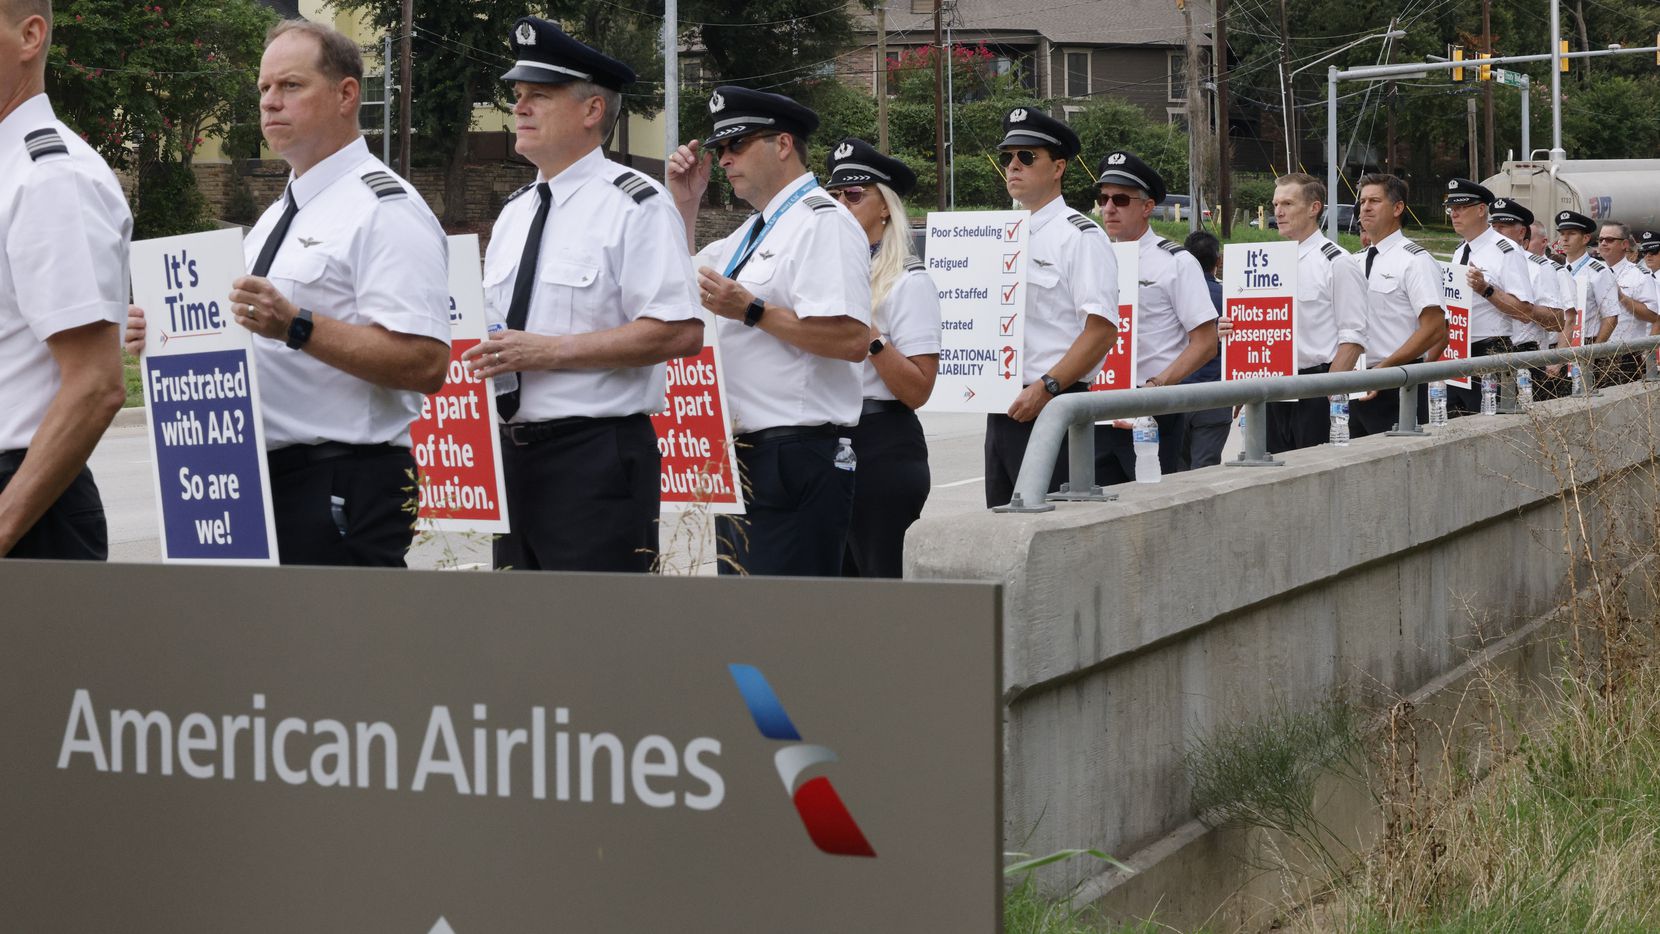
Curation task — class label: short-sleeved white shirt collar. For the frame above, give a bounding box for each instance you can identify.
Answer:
[289,136,371,208]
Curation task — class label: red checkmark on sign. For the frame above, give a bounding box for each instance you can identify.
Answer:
[1002,251,1020,272]
[1000,314,1017,334]
[1005,219,1023,239]
[1001,283,1018,304]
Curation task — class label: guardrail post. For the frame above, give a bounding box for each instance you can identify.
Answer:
[1572,355,1600,398]
[993,491,1056,513]
[1647,348,1660,382]
[1048,421,1117,501]
[1386,382,1426,436]
[1226,401,1282,467]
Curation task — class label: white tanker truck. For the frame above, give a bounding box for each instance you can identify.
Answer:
[1482,158,1660,240]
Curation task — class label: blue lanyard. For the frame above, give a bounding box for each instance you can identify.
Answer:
[722,178,819,278]
[1571,254,1591,276]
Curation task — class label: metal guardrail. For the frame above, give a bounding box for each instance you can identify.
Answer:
[994,336,1660,513]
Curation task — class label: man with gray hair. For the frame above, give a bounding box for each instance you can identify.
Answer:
[0,0,130,559]
[127,19,451,566]
[1597,221,1659,383]
[462,17,702,573]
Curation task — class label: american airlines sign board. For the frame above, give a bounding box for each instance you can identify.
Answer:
[0,563,1001,932]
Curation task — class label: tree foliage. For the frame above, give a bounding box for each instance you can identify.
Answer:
[47,0,275,236]
[684,0,869,98]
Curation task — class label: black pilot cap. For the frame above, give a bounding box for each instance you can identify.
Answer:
[501,17,636,90]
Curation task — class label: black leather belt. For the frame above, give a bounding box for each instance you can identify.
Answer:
[0,449,23,473]
[1512,341,1540,352]
[1022,382,1090,394]
[860,399,911,416]
[1472,337,1513,354]
[1298,363,1332,375]
[736,424,839,445]
[500,414,636,447]
[267,441,401,474]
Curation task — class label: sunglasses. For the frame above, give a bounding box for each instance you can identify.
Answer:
[708,132,779,160]
[827,186,870,206]
[997,149,1040,168]
[1095,192,1145,208]
[1599,235,1627,243]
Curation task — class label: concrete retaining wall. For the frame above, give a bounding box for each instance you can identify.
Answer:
[906,381,1660,929]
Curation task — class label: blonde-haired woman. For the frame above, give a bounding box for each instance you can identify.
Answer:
[823,138,940,577]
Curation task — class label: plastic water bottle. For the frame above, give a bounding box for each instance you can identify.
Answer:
[1515,368,1533,406]
[1328,395,1350,446]
[486,323,517,394]
[1429,381,1449,428]
[1480,373,1499,415]
[834,437,857,472]
[1570,363,1585,396]
[1132,417,1161,483]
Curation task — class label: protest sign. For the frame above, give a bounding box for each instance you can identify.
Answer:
[410,236,509,534]
[1440,264,1473,389]
[654,334,744,514]
[1572,278,1588,347]
[131,228,277,564]
[1091,241,1140,392]
[920,210,1027,413]
[1221,241,1299,380]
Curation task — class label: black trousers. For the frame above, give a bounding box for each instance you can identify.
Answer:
[843,406,929,579]
[1096,412,1186,486]
[1351,384,1429,437]
[1267,364,1332,454]
[1449,337,1512,415]
[717,429,853,577]
[0,454,107,560]
[495,414,659,573]
[268,443,418,567]
[1180,408,1231,470]
[983,383,1097,508]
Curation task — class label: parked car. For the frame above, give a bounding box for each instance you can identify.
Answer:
[1152,194,1191,221]
[1249,204,1358,232]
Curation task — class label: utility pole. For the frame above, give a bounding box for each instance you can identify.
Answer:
[876,2,888,153]
[1183,0,1202,231]
[934,0,945,210]
[1482,0,1495,177]
[1216,0,1231,235]
[398,0,412,177]
[1466,97,1479,180]
[1277,0,1294,173]
[663,0,678,178]
[1384,81,1395,174]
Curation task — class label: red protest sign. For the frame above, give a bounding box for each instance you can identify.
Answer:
[1092,242,1139,392]
[654,343,744,514]
[1222,241,1299,381]
[413,340,509,528]
[1440,263,1473,389]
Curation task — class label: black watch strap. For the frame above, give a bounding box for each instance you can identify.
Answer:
[1041,375,1062,396]
[1482,284,1496,299]
[285,307,315,350]
[743,298,766,327]
[869,338,885,356]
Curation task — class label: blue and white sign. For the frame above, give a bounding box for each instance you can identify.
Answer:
[131,228,278,564]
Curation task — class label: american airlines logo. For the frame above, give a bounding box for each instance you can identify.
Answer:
[728,663,876,857]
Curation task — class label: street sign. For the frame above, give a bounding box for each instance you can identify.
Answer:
[1493,68,1526,88]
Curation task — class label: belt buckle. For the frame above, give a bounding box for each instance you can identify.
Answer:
[505,423,532,447]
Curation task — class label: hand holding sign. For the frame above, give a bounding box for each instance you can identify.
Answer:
[227,276,301,342]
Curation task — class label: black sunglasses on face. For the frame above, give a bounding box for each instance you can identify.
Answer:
[709,133,778,159]
[1599,235,1627,243]
[997,149,1039,168]
[827,186,869,205]
[1096,192,1143,208]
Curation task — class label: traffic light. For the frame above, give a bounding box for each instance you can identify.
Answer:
[1479,51,1492,81]
[1451,45,1466,82]
[1561,39,1570,72]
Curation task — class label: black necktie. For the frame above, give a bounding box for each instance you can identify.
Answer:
[727,216,767,279]
[1458,244,1471,266]
[497,182,551,421]
[250,188,298,277]
[1365,246,1378,280]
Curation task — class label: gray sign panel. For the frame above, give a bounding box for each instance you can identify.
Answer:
[0,562,1001,932]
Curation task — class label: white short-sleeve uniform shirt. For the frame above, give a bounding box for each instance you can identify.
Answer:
[1130,227,1214,385]
[1019,197,1118,386]
[0,94,132,451]
[1352,230,1445,361]
[865,259,942,401]
[694,172,871,433]
[246,137,450,449]
[1293,232,1349,369]
[1568,255,1620,342]
[483,147,699,421]
[1608,258,1658,343]
[1453,227,1534,342]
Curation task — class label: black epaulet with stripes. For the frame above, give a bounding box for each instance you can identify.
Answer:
[1528,253,1550,266]
[1320,241,1344,262]
[24,128,68,161]
[904,256,926,272]
[1403,242,1429,255]
[805,194,837,213]
[1496,238,1515,253]
[360,171,407,200]
[612,170,657,203]
[1589,258,1608,271]
[1067,213,1100,233]
[1157,238,1187,256]
[503,181,535,205]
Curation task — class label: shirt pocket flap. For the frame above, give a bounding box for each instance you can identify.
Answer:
[271,252,329,286]
[541,258,600,288]
[1368,274,1400,295]
[482,253,516,288]
[1027,262,1061,289]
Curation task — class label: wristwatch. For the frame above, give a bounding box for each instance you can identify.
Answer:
[286,307,314,350]
[743,297,766,327]
[1041,375,1062,396]
[869,338,886,356]
[1481,285,1496,299]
